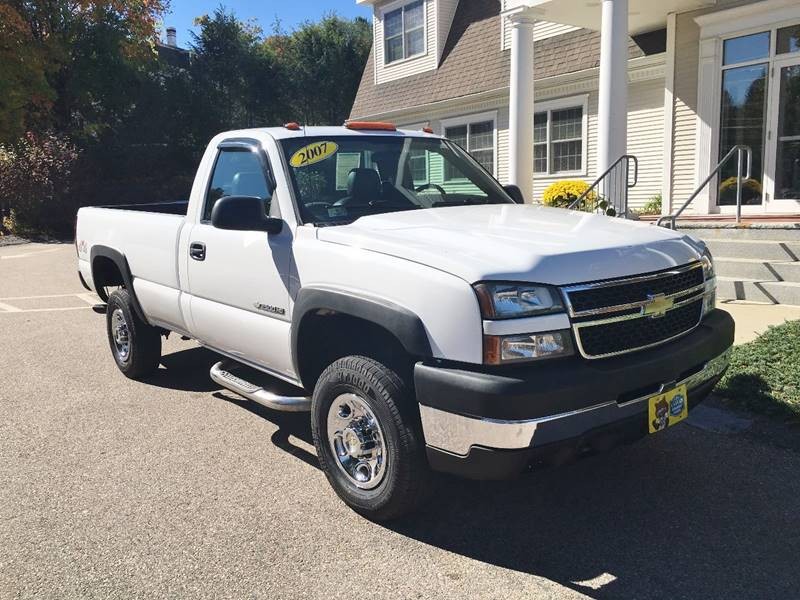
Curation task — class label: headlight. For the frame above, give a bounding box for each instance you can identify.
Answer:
[701,247,716,316]
[484,330,573,365]
[474,282,564,319]
[700,247,715,280]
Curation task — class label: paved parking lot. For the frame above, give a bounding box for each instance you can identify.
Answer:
[2,242,799,599]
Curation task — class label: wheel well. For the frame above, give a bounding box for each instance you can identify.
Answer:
[92,255,124,301]
[296,311,414,391]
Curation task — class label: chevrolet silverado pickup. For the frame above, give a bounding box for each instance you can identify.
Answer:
[75,123,734,520]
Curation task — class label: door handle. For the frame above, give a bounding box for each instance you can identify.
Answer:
[190,242,206,261]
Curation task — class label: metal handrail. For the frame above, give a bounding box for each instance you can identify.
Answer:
[567,155,639,215]
[657,145,752,229]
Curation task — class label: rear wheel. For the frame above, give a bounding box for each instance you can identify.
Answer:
[312,355,431,521]
[106,289,161,379]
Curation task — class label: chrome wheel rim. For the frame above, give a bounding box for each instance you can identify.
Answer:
[326,393,387,490]
[111,308,131,363]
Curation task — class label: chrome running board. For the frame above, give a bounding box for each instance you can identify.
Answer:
[210,361,311,412]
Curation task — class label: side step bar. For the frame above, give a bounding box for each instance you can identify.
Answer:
[210,361,311,412]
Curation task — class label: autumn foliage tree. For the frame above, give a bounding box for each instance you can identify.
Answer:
[0,2,372,235]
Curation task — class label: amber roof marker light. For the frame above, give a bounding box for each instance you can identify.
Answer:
[284,122,302,131]
[344,121,397,131]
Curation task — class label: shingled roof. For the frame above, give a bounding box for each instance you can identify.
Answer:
[350,0,647,119]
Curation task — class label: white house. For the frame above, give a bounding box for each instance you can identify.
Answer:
[350,0,800,218]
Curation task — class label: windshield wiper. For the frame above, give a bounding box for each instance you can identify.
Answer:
[431,198,489,208]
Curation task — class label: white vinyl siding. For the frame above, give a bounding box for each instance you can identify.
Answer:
[374,0,437,85]
[626,78,666,207]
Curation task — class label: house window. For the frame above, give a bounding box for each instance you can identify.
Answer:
[384,0,425,64]
[533,97,587,175]
[443,118,495,178]
[777,25,800,55]
[408,149,428,183]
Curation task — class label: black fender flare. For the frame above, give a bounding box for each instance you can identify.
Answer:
[291,287,432,379]
[89,245,148,323]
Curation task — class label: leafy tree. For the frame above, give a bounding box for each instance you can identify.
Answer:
[0,3,374,234]
[272,15,371,125]
[0,5,53,142]
[189,9,280,143]
[2,0,169,141]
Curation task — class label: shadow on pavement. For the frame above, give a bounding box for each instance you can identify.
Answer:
[148,346,222,392]
[387,429,799,599]
[140,349,799,599]
[214,390,319,471]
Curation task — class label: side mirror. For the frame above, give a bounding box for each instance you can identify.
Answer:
[210,195,283,234]
[503,184,525,204]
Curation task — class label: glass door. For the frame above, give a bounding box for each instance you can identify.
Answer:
[717,32,770,212]
[766,58,800,211]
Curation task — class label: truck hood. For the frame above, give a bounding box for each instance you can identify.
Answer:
[316,204,703,285]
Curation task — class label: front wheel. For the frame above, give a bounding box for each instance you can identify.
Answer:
[311,356,431,521]
[105,289,161,380]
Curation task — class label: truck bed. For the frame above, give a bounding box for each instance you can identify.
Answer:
[97,201,189,215]
[76,204,185,294]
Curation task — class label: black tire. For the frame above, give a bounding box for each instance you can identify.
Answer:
[105,288,161,380]
[312,355,431,521]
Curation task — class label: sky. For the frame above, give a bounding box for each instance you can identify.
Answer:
[162,0,372,46]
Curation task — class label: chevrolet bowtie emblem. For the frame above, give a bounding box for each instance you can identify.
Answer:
[642,293,674,318]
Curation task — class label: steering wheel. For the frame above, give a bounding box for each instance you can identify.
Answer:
[415,183,448,202]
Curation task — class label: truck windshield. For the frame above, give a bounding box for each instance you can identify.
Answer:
[279,135,514,225]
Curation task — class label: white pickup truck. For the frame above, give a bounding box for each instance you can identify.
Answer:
[76,123,734,520]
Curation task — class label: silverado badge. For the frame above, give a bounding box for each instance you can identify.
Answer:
[254,302,286,316]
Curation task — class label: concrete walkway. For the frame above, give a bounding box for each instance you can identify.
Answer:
[721,300,800,345]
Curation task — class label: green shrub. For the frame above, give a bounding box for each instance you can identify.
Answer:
[716,319,800,419]
[637,193,662,216]
[0,132,80,235]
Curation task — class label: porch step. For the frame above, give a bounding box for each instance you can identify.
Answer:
[717,278,800,305]
[715,258,800,283]
[678,224,800,241]
[702,238,800,262]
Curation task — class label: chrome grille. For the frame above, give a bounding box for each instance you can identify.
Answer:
[562,262,707,359]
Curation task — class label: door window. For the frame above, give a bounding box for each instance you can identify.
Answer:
[718,35,769,206]
[204,148,270,221]
[775,64,800,200]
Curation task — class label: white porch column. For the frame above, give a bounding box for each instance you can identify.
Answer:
[508,10,537,203]
[597,0,629,209]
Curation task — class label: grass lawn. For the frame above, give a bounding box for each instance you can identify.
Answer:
[715,319,800,420]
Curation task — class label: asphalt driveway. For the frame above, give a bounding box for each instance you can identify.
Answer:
[1,243,798,599]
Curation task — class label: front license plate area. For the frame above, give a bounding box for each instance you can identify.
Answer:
[648,384,688,434]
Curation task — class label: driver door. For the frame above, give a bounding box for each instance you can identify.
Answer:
[185,141,295,378]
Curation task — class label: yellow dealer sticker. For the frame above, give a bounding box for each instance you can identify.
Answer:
[289,141,339,168]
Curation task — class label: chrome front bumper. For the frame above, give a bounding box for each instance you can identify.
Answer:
[419,349,731,457]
